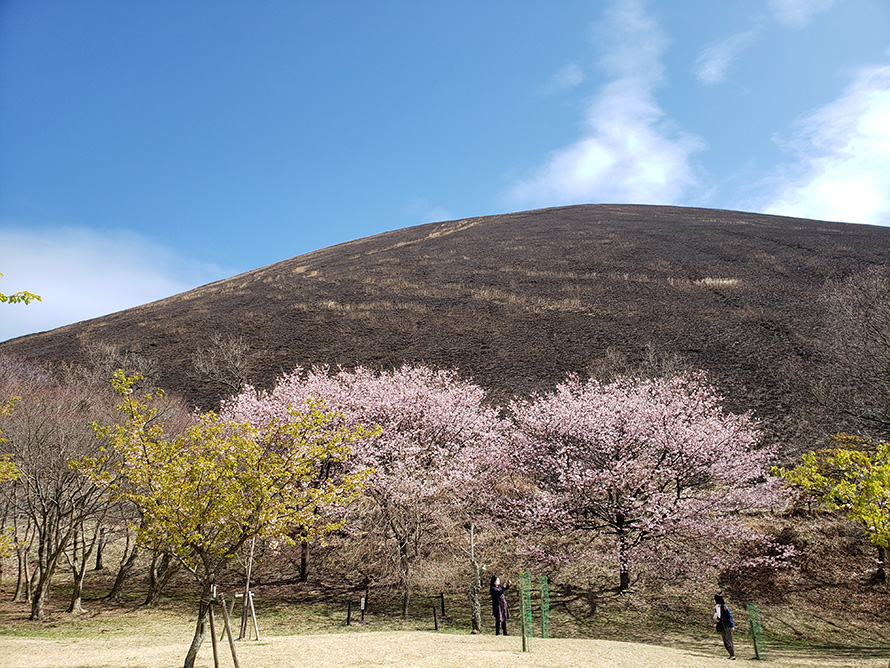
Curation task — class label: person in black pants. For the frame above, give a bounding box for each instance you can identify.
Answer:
[714,594,736,659]
[490,575,511,635]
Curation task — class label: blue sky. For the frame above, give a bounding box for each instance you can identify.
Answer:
[2,0,889,341]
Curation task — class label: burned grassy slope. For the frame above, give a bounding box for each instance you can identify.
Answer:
[3,204,889,452]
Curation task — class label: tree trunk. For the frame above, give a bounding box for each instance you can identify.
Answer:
[239,537,256,640]
[619,566,630,592]
[67,531,88,614]
[66,529,86,614]
[94,527,106,570]
[876,546,886,583]
[468,523,482,634]
[106,544,140,600]
[395,525,413,619]
[299,541,309,583]
[30,566,54,621]
[616,514,630,592]
[30,533,64,621]
[145,551,179,606]
[183,582,213,668]
[66,518,103,614]
[13,544,30,603]
[68,577,86,615]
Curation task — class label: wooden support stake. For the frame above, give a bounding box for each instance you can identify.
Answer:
[208,602,220,668]
[240,538,255,640]
[433,606,439,630]
[220,597,234,641]
[521,613,528,653]
[249,591,260,642]
[440,592,445,617]
[219,594,241,668]
[346,601,352,626]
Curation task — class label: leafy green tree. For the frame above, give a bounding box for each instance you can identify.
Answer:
[85,371,374,668]
[775,434,890,576]
[0,271,40,305]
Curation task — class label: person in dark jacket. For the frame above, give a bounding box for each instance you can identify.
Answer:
[490,575,511,635]
[714,594,736,659]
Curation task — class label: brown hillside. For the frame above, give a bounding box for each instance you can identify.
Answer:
[3,204,888,452]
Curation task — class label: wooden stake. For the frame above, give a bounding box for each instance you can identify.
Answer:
[208,602,220,668]
[220,597,234,641]
[219,594,241,668]
[239,538,255,640]
[249,591,260,641]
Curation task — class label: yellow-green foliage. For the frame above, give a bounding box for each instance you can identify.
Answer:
[0,271,41,305]
[775,433,890,549]
[82,370,375,582]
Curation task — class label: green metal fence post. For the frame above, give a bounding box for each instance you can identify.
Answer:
[747,602,768,660]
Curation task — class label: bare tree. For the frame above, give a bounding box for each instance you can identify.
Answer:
[0,379,112,619]
[63,506,108,614]
[144,550,180,606]
[11,515,34,603]
[104,518,141,601]
[192,333,255,401]
[816,267,890,439]
[586,342,696,382]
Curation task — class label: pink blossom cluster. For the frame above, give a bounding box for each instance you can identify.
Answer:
[222,365,783,586]
[222,365,509,588]
[509,372,782,585]
[223,365,507,504]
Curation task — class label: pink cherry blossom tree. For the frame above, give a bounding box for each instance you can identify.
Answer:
[509,372,779,591]
[224,364,508,612]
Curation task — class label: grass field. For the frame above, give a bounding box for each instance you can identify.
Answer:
[1,589,887,668]
[2,628,887,668]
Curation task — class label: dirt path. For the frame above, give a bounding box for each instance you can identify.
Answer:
[0,630,883,668]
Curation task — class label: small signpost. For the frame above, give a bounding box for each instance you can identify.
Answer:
[747,602,768,660]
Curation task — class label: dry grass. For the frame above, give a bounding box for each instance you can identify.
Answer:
[667,276,742,288]
[1,571,887,668]
[1,628,886,668]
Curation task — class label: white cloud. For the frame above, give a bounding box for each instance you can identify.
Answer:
[507,0,703,208]
[402,198,454,225]
[541,63,585,95]
[695,0,835,87]
[0,226,229,341]
[762,64,890,225]
[695,31,759,85]
[768,0,837,28]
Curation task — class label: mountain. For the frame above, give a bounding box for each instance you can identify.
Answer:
[4,204,889,452]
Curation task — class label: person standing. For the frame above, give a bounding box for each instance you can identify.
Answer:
[490,576,511,635]
[714,594,736,659]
